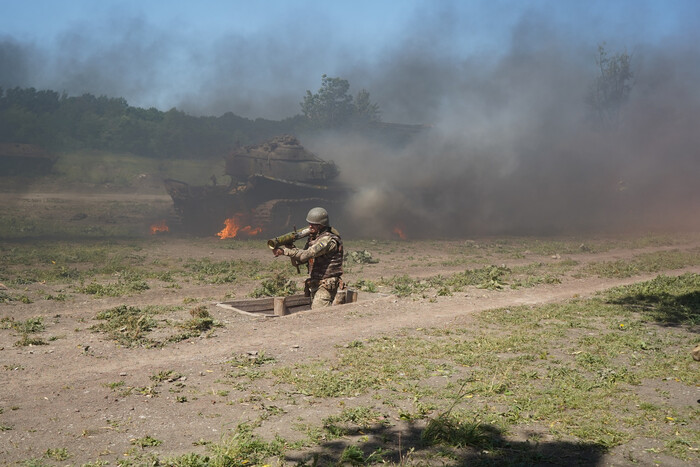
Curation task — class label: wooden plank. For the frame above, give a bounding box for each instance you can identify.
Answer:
[219,294,310,314]
[274,297,288,316]
[283,295,311,308]
[216,303,274,317]
[221,297,274,312]
[218,292,361,317]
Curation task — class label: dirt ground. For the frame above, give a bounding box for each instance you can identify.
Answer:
[0,186,699,466]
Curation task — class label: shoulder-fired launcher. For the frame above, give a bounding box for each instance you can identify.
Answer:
[267,227,311,250]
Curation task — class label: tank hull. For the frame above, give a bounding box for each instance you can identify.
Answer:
[164,135,347,236]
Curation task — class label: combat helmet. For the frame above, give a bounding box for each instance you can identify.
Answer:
[306,207,329,226]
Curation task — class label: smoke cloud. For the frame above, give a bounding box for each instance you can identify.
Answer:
[1,1,699,237]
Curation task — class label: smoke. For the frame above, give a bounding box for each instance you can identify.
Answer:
[1,1,699,237]
[311,8,700,237]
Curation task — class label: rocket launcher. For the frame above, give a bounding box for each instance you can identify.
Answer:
[267,227,311,250]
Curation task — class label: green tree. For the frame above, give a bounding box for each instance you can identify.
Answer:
[301,75,381,128]
[353,88,381,123]
[587,43,633,128]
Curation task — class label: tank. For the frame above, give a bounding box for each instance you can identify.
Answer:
[164,135,348,236]
[0,143,57,176]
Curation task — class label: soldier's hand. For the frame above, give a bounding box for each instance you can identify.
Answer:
[273,248,284,257]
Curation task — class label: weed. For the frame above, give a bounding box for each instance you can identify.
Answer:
[249,273,298,297]
[322,406,388,438]
[151,370,183,383]
[338,444,387,465]
[179,305,217,334]
[347,250,379,264]
[421,414,493,449]
[104,381,125,390]
[44,447,70,461]
[183,423,285,466]
[14,335,48,347]
[131,435,162,448]
[227,351,276,367]
[19,458,46,467]
[92,305,157,347]
[353,279,378,293]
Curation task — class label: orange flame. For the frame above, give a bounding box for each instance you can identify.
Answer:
[393,225,407,240]
[150,220,169,234]
[217,215,262,239]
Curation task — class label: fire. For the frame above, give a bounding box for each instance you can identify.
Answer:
[393,225,407,240]
[217,215,262,239]
[150,220,169,234]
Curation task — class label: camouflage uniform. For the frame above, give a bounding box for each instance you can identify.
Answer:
[280,227,343,309]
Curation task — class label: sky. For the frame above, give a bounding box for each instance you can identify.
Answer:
[0,0,693,120]
[2,0,699,236]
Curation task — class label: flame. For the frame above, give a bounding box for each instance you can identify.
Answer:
[393,225,407,240]
[150,219,169,234]
[217,215,262,239]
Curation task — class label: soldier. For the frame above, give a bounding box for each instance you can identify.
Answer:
[273,207,344,309]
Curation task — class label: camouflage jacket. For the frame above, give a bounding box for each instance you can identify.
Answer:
[281,228,343,280]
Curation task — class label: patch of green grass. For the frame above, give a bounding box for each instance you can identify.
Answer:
[584,248,700,278]
[43,447,70,461]
[380,275,429,297]
[164,423,284,466]
[54,151,227,187]
[352,279,378,293]
[422,414,493,449]
[338,444,388,465]
[9,317,46,334]
[322,406,388,439]
[76,276,149,297]
[92,305,157,347]
[0,242,157,285]
[273,359,385,397]
[184,257,272,284]
[605,272,700,326]
[265,273,699,462]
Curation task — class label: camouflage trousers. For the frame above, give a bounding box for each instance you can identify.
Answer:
[305,277,341,309]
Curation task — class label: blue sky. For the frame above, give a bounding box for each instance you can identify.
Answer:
[1,0,698,120]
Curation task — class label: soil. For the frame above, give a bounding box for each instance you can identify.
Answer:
[0,186,698,466]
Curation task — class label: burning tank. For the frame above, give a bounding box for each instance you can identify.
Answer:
[164,135,348,236]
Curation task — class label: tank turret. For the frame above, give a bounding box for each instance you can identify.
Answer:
[164,135,347,236]
[225,135,338,184]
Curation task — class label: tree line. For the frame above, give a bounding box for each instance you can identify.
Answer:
[0,45,631,159]
[0,75,382,159]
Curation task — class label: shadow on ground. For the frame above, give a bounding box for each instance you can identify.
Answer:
[285,421,605,466]
[608,286,700,327]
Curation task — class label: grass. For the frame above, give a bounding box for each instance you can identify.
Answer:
[89,303,215,348]
[53,151,227,187]
[246,273,699,463]
[3,229,700,465]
